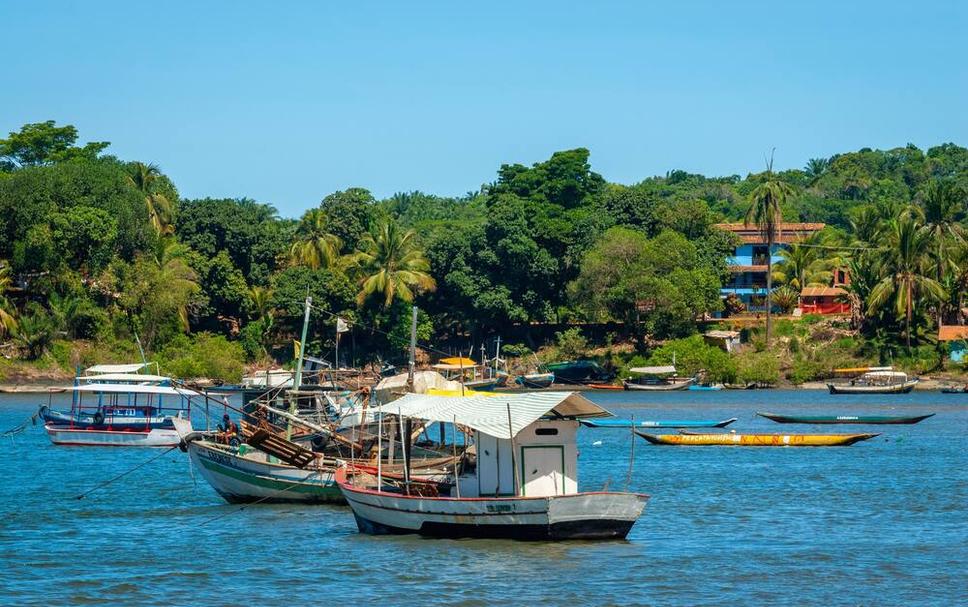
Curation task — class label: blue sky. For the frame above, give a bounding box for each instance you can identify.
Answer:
[2,1,965,217]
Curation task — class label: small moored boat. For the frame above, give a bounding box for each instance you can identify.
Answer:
[757,412,935,425]
[623,366,694,391]
[636,431,879,447]
[515,372,555,389]
[826,367,918,394]
[581,418,737,429]
[338,391,649,541]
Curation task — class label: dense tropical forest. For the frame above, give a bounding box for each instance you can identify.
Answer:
[0,121,966,383]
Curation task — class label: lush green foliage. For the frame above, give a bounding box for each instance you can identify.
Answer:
[1,119,966,380]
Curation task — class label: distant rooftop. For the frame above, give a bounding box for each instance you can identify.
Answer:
[938,325,968,342]
[800,286,847,298]
[715,223,825,244]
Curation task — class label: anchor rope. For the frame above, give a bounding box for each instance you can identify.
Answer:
[74,445,178,500]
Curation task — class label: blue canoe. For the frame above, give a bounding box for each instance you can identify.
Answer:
[581,417,737,429]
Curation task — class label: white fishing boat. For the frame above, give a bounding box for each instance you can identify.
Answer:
[623,366,694,391]
[338,391,649,541]
[826,367,919,394]
[41,382,197,447]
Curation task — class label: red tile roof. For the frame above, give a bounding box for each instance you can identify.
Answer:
[715,223,825,244]
[938,325,968,341]
[800,286,847,298]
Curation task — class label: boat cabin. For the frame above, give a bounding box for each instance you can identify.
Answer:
[369,392,609,499]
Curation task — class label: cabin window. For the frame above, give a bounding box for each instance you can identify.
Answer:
[535,428,558,436]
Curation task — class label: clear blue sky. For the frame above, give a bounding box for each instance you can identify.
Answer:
[2,1,965,217]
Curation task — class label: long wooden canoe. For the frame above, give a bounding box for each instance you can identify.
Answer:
[635,431,879,446]
[757,412,935,425]
[581,418,737,429]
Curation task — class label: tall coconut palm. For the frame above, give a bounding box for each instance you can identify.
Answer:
[744,155,796,345]
[150,238,199,331]
[804,158,829,184]
[0,264,17,338]
[349,218,435,308]
[289,209,343,270]
[867,216,946,347]
[917,179,966,280]
[127,162,175,235]
[772,234,835,292]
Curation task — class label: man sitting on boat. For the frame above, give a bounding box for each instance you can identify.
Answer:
[217,414,240,445]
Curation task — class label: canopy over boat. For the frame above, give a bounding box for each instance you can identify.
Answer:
[77,373,169,383]
[85,363,149,374]
[368,391,609,439]
[629,366,677,375]
[69,383,196,396]
[372,370,464,403]
[832,366,894,375]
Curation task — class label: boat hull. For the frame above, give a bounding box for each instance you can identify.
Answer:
[636,431,879,446]
[516,373,555,389]
[757,412,935,425]
[187,440,342,504]
[826,380,918,394]
[623,378,694,391]
[45,423,182,447]
[339,483,648,541]
[581,418,737,429]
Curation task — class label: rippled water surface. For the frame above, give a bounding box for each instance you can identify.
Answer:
[1,390,965,605]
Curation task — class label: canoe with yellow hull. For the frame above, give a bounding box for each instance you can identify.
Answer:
[635,431,879,446]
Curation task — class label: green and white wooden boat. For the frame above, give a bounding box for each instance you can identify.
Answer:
[757,412,935,425]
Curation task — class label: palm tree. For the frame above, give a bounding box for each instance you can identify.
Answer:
[744,154,796,345]
[289,209,343,269]
[867,216,946,347]
[0,264,17,338]
[48,292,83,339]
[246,285,276,358]
[349,218,435,308]
[127,162,175,235]
[804,158,829,184]
[150,238,199,331]
[917,179,966,280]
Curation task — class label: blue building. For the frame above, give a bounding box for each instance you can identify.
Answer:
[715,223,825,312]
[939,326,968,364]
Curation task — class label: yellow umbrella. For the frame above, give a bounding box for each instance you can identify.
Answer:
[439,357,477,367]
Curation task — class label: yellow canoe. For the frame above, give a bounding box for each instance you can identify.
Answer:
[635,431,879,446]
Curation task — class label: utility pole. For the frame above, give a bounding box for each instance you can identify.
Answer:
[407,305,417,392]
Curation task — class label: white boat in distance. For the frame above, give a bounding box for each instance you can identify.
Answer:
[623,366,694,391]
[826,367,919,394]
[338,391,649,541]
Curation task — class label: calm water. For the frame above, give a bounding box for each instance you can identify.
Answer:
[1,390,965,606]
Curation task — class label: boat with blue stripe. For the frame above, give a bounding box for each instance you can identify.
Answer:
[580,417,737,429]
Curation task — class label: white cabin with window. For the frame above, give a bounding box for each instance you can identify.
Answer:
[462,419,578,498]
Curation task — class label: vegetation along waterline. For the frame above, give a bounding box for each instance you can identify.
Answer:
[0,121,966,386]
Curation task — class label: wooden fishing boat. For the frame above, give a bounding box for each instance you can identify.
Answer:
[635,431,879,446]
[586,383,624,390]
[515,372,555,389]
[757,412,935,425]
[581,417,737,429]
[623,366,694,391]
[339,391,649,541]
[940,386,967,394]
[826,367,918,394]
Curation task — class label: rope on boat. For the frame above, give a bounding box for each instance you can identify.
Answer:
[1,409,42,439]
[74,445,178,500]
[195,469,326,527]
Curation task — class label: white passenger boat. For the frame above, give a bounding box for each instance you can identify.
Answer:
[826,367,919,394]
[41,380,197,447]
[338,391,649,541]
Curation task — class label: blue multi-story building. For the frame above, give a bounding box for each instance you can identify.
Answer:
[715,223,825,311]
